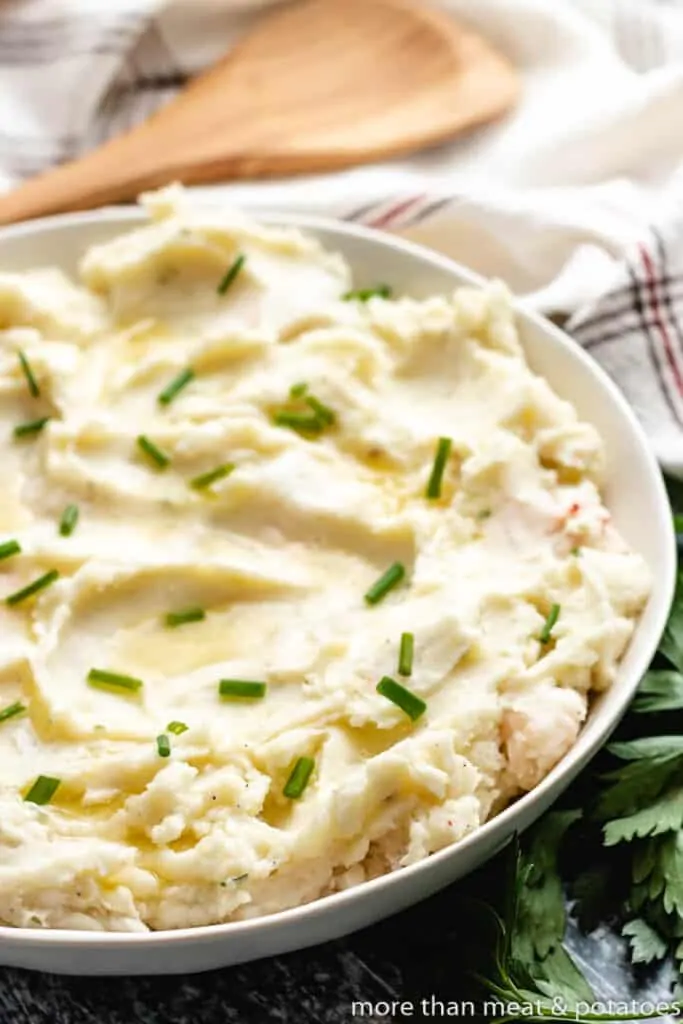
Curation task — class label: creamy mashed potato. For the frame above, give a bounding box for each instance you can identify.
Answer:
[0,187,650,932]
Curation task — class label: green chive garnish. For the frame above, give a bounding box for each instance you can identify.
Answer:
[0,701,26,725]
[217,253,246,296]
[157,734,171,758]
[570,546,581,556]
[218,679,267,700]
[24,775,61,805]
[13,416,50,439]
[425,437,452,499]
[283,756,315,799]
[190,463,234,491]
[137,435,170,470]
[376,676,426,722]
[342,284,392,301]
[364,562,406,605]
[6,569,59,606]
[158,367,194,406]
[59,504,79,537]
[289,382,308,399]
[0,539,21,561]
[165,606,206,628]
[538,603,561,644]
[398,632,414,677]
[272,411,323,435]
[304,394,335,426]
[167,720,188,735]
[87,668,144,695]
[18,351,40,398]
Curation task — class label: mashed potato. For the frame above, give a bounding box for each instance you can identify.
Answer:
[0,187,650,932]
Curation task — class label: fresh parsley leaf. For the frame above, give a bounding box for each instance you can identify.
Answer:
[622,918,668,965]
[594,737,683,819]
[633,669,683,713]
[603,786,683,845]
[660,573,683,672]
[660,832,683,916]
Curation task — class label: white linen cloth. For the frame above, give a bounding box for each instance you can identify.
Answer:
[2,0,683,472]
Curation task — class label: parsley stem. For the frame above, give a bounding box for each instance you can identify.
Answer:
[0,701,26,725]
[137,435,170,469]
[0,539,21,561]
[364,562,406,605]
[190,463,234,491]
[272,411,323,435]
[425,436,452,499]
[165,606,205,628]
[156,734,171,758]
[158,367,194,406]
[283,756,315,799]
[538,603,560,644]
[167,720,188,735]
[342,284,392,301]
[376,675,426,721]
[6,569,59,606]
[398,632,414,676]
[218,679,267,700]
[24,775,61,805]
[87,668,143,695]
[18,351,40,398]
[217,253,246,296]
[13,416,50,439]
[59,504,79,537]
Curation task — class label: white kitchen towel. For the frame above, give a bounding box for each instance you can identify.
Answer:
[2,0,683,472]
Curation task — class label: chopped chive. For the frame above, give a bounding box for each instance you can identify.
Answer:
[137,434,170,470]
[157,734,171,758]
[283,756,315,799]
[425,437,452,500]
[165,606,206,628]
[538,603,561,644]
[476,508,492,520]
[364,562,406,606]
[13,416,50,439]
[218,679,267,700]
[232,873,249,883]
[376,675,426,722]
[87,668,144,695]
[289,381,308,399]
[304,394,335,426]
[158,367,194,406]
[272,411,323,435]
[59,504,79,537]
[0,701,26,725]
[24,775,61,805]
[570,546,581,556]
[6,569,59,606]
[0,539,21,561]
[167,720,188,735]
[675,512,683,534]
[17,351,40,398]
[342,284,392,301]
[217,253,246,296]
[190,462,235,491]
[398,632,414,677]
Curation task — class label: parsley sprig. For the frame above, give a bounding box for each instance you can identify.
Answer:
[468,552,683,1021]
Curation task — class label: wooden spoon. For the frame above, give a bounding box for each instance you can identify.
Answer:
[0,0,518,225]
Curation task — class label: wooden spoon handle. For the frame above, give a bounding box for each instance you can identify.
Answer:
[0,131,237,225]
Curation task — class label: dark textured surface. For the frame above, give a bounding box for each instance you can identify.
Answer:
[0,884,472,1024]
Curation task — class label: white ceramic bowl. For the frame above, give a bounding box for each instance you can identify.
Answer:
[0,208,675,976]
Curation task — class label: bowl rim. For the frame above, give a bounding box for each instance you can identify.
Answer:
[0,204,676,950]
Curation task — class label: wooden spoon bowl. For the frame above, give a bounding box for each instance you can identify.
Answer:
[0,0,519,225]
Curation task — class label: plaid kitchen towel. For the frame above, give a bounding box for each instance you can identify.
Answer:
[3,0,683,473]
